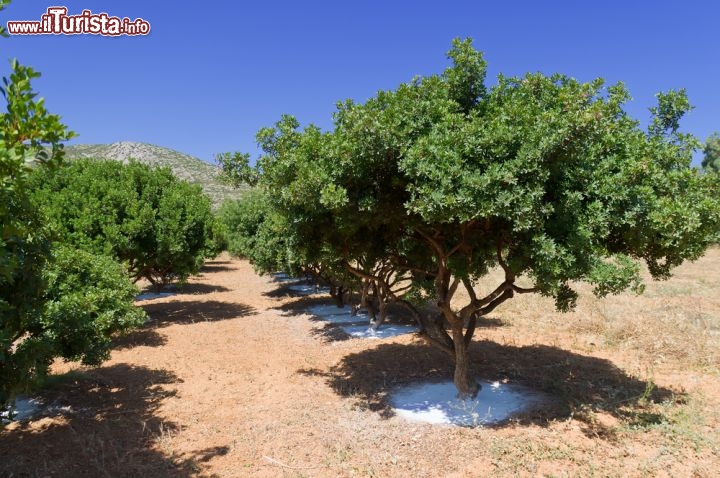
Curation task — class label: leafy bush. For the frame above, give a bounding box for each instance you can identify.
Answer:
[42,246,146,365]
[1,246,146,404]
[220,189,312,277]
[203,215,229,258]
[31,158,217,289]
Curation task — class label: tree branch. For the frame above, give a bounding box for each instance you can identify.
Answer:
[475,281,511,308]
[462,277,478,302]
[463,314,477,348]
[496,240,515,281]
[511,284,538,294]
[448,276,460,300]
[343,259,382,283]
[417,318,455,357]
[389,254,437,277]
[414,227,445,262]
[478,288,514,316]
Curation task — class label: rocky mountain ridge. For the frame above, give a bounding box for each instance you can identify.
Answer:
[63,141,245,206]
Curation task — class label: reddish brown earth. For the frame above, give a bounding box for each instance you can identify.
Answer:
[2,253,719,477]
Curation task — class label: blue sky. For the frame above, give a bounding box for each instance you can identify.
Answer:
[2,1,718,166]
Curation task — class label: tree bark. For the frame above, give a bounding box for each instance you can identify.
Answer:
[359,279,376,322]
[329,285,345,307]
[451,323,480,398]
[418,312,455,357]
[370,283,387,331]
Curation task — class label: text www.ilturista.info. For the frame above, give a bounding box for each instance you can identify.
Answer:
[6,7,150,36]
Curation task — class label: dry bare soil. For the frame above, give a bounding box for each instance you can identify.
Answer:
[3,250,720,477]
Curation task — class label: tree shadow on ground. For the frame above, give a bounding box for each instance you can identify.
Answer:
[175,283,232,295]
[141,300,257,328]
[297,340,681,429]
[262,280,327,299]
[267,271,303,282]
[138,283,231,296]
[475,317,506,328]
[199,262,236,274]
[310,323,354,342]
[113,328,168,350]
[0,364,229,477]
[277,296,505,326]
[274,296,346,316]
[114,301,257,350]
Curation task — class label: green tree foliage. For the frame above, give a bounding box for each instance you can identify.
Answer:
[40,246,145,366]
[1,0,167,413]
[224,39,720,397]
[30,158,217,290]
[702,132,720,173]
[0,56,77,407]
[0,0,9,38]
[2,246,146,405]
[216,151,259,187]
[0,9,145,409]
[203,216,229,259]
[1,8,147,409]
[219,190,275,263]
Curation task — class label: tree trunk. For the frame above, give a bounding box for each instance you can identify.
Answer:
[451,323,480,399]
[370,287,387,331]
[358,279,376,322]
[330,285,345,307]
[337,286,346,307]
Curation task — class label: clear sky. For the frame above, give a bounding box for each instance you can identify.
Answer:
[2,1,718,166]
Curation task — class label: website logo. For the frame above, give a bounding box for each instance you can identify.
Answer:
[6,7,150,36]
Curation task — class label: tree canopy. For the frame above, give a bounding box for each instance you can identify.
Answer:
[224,38,720,397]
[30,158,219,290]
[702,132,720,173]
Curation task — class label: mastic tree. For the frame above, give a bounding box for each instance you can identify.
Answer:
[0,0,150,409]
[30,158,217,290]
[1,5,149,410]
[703,132,720,173]
[225,39,720,397]
[0,13,143,412]
[0,55,76,407]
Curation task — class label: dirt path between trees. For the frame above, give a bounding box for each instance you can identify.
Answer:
[2,254,719,477]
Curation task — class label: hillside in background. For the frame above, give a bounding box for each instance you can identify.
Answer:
[64,142,246,207]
